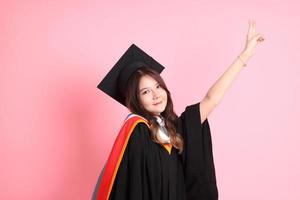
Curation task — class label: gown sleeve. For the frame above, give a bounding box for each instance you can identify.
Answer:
[108,122,152,200]
[178,101,219,200]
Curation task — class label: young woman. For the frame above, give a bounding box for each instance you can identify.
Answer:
[92,20,265,200]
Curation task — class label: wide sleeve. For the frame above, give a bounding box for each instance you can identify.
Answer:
[178,102,219,200]
[108,123,151,200]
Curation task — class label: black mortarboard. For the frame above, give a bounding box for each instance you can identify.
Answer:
[97,44,165,107]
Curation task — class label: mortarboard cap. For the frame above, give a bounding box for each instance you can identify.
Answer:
[97,44,165,107]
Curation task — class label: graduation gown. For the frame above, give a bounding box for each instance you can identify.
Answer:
[92,102,218,200]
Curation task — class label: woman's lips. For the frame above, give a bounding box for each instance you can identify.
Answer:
[153,101,162,105]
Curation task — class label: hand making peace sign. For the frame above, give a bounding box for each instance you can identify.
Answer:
[243,20,266,58]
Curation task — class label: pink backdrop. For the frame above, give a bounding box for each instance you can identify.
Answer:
[1,1,299,199]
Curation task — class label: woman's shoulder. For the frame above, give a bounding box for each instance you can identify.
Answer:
[121,114,150,142]
[123,113,149,131]
[124,113,148,123]
[130,122,150,140]
[125,120,151,156]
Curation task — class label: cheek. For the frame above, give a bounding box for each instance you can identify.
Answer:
[163,92,168,105]
[139,95,152,107]
[162,90,168,99]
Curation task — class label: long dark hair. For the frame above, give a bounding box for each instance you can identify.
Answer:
[123,67,184,154]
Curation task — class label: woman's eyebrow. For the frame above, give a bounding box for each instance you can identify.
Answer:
[139,82,159,92]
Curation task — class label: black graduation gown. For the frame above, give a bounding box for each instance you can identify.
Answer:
[178,102,218,200]
[92,102,218,200]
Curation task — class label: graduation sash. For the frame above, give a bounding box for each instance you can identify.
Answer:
[91,114,149,200]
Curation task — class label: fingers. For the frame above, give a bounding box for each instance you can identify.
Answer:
[247,19,256,38]
[257,35,265,42]
[251,20,256,28]
[253,33,266,42]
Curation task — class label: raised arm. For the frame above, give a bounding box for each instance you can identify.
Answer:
[200,20,265,124]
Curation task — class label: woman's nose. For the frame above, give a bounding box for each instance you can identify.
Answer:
[152,89,159,99]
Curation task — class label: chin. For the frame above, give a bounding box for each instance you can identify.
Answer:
[154,107,166,115]
[149,101,167,115]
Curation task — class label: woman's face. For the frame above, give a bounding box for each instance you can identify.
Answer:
[138,75,168,116]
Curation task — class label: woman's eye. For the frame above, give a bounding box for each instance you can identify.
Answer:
[143,90,150,95]
[156,84,161,89]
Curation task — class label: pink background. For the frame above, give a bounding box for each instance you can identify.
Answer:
[1,1,299,199]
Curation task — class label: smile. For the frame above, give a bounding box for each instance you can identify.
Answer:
[153,101,162,105]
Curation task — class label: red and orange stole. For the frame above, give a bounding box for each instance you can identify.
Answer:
[94,115,149,200]
[94,114,173,200]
